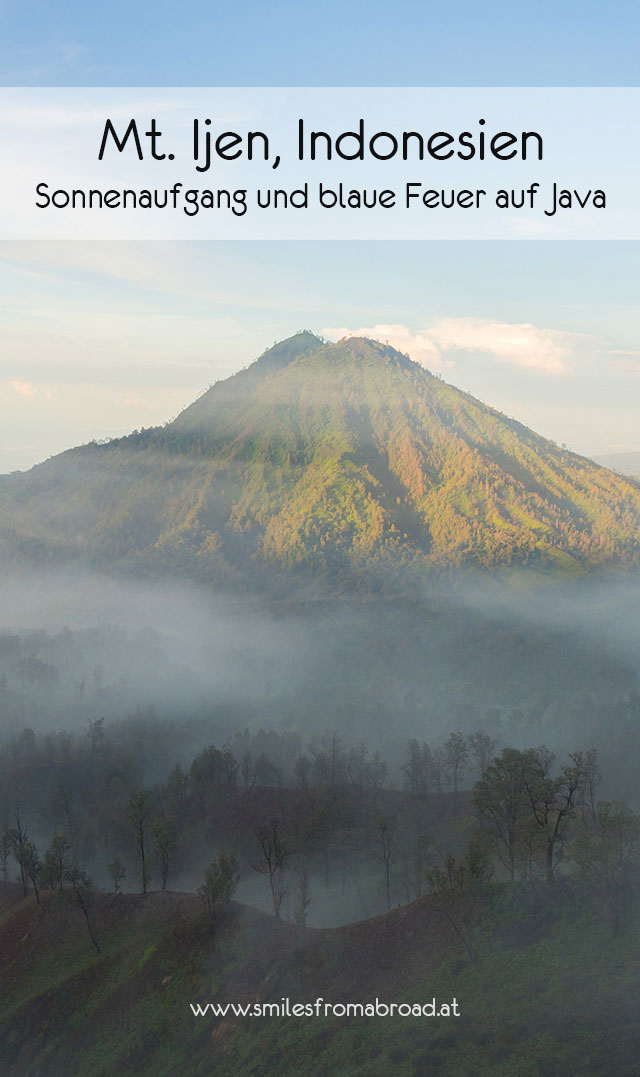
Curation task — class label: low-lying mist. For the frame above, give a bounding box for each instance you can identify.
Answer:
[2,565,640,927]
[0,565,639,767]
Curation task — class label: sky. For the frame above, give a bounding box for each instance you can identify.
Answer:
[2,240,639,470]
[0,1,638,472]
[1,1,639,86]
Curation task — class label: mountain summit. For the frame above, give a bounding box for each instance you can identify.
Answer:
[1,332,639,588]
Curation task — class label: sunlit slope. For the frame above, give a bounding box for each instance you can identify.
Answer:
[1,332,639,584]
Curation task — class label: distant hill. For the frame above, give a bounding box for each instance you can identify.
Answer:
[594,451,640,480]
[2,331,640,590]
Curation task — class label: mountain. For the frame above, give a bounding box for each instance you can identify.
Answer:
[594,451,640,480]
[1,331,640,589]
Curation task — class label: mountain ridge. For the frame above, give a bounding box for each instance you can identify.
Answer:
[1,332,640,589]
[594,450,640,479]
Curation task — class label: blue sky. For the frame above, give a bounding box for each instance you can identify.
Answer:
[1,0,638,86]
[0,1,638,471]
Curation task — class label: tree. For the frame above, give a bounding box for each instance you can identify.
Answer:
[22,839,42,904]
[309,731,346,789]
[520,748,584,883]
[401,834,430,902]
[474,748,528,881]
[241,750,256,793]
[476,747,587,884]
[152,818,177,891]
[369,751,389,798]
[431,746,445,797]
[294,868,311,928]
[467,730,497,780]
[42,835,71,893]
[573,801,640,936]
[443,732,469,814]
[254,820,290,920]
[579,749,602,826]
[402,740,434,799]
[48,786,78,859]
[370,814,396,912]
[107,856,127,894]
[126,789,152,894]
[66,866,100,953]
[165,763,189,817]
[294,754,312,789]
[347,744,369,792]
[87,717,105,766]
[346,745,388,798]
[426,834,494,963]
[198,849,239,933]
[8,811,30,896]
[254,752,279,787]
[189,745,238,807]
[0,828,10,883]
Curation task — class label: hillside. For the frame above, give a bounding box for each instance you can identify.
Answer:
[1,331,640,589]
[1,885,638,1076]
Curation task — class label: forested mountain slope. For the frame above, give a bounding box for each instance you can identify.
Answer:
[2,331,639,588]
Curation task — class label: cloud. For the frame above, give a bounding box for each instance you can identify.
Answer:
[323,318,590,376]
[324,323,445,370]
[10,377,39,397]
[428,318,578,375]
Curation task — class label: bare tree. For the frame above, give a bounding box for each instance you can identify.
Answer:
[467,731,497,780]
[1,828,10,883]
[107,857,126,894]
[573,801,640,937]
[48,786,78,859]
[152,818,177,891]
[402,740,434,800]
[22,839,42,904]
[432,746,445,798]
[241,750,256,793]
[309,731,346,790]
[401,834,430,902]
[579,748,602,825]
[66,866,100,953]
[370,814,396,912]
[443,733,469,814]
[294,754,312,789]
[126,789,152,894]
[8,810,30,896]
[254,820,290,920]
[87,717,105,766]
[294,868,311,928]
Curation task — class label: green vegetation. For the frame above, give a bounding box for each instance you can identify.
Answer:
[1,718,639,1075]
[0,865,638,1075]
[2,332,640,589]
